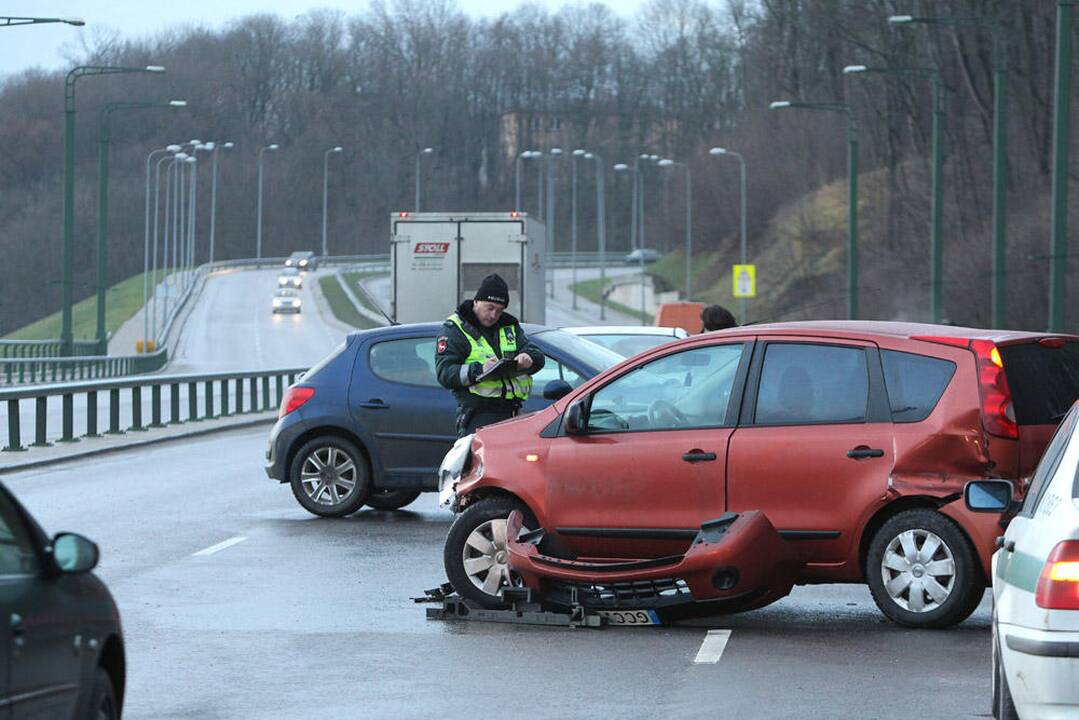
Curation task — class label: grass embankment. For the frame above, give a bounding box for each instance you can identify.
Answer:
[341,272,389,320]
[4,270,172,341]
[317,274,379,330]
[570,277,654,324]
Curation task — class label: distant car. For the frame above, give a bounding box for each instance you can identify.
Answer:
[278,267,302,289]
[0,480,125,719]
[967,401,1079,720]
[265,323,624,518]
[272,289,302,314]
[624,248,662,264]
[284,251,318,271]
[564,325,688,358]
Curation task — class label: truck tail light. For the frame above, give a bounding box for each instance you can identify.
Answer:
[1036,541,1079,610]
[279,386,315,418]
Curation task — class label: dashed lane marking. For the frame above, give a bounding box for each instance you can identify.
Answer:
[192,536,248,557]
[693,629,732,664]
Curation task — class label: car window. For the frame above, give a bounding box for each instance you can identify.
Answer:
[582,334,676,358]
[1022,406,1078,515]
[531,360,585,389]
[369,337,439,388]
[532,329,623,374]
[586,344,745,433]
[755,343,868,425]
[0,492,40,576]
[881,350,956,423]
[999,342,1079,425]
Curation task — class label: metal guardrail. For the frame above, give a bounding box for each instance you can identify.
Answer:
[0,351,168,386]
[0,367,305,451]
[0,339,102,359]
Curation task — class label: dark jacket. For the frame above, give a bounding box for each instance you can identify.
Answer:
[435,300,546,410]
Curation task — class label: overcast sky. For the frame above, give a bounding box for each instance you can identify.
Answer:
[1,0,646,78]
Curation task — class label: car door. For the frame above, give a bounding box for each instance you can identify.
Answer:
[544,341,752,559]
[0,489,82,719]
[351,333,457,487]
[726,338,894,566]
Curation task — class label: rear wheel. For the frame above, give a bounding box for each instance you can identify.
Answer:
[88,667,119,720]
[365,489,422,511]
[866,509,984,628]
[289,437,370,517]
[444,497,535,608]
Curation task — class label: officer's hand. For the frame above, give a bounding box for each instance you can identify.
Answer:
[482,357,499,372]
[514,353,533,370]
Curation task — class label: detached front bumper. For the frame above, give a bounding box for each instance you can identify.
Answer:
[505,510,802,610]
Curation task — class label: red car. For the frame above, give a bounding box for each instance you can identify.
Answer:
[440,322,1079,628]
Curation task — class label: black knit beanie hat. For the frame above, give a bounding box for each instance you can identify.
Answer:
[474,273,509,306]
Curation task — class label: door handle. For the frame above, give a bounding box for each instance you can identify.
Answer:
[358,399,390,410]
[10,613,23,649]
[682,451,717,463]
[847,446,884,459]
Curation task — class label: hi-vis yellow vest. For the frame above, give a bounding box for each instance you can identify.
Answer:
[448,313,532,402]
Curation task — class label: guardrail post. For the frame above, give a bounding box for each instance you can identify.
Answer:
[130,387,146,431]
[275,375,284,408]
[235,377,244,414]
[86,391,99,437]
[59,393,77,443]
[188,382,198,422]
[106,388,123,435]
[204,381,214,419]
[32,396,49,447]
[288,372,296,386]
[249,377,258,414]
[151,385,164,427]
[170,383,181,424]
[3,399,25,452]
[220,379,230,417]
[261,375,271,412]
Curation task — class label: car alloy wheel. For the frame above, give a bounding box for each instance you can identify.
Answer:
[461,517,530,598]
[301,446,359,507]
[880,528,956,613]
[444,496,536,608]
[289,437,370,517]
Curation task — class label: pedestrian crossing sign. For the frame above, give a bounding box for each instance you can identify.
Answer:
[733,265,756,298]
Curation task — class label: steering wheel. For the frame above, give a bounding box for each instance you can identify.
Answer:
[648,399,688,428]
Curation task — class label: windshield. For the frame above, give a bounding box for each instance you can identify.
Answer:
[533,329,624,374]
[579,333,678,358]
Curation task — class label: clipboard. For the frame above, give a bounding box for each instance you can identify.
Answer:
[475,358,520,383]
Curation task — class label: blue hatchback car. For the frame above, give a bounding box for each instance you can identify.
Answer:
[265,322,622,517]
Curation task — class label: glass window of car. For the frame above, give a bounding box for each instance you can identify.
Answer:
[530,359,585,389]
[581,334,677,358]
[0,492,40,576]
[369,337,440,387]
[881,350,956,422]
[531,330,624,375]
[755,343,868,425]
[1022,406,1078,515]
[586,344,745,432]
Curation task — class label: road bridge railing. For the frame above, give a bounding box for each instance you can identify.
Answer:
[0,366,305,452]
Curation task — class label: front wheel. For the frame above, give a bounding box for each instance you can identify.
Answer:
[866,509,984,628]
[444,497,535,608]
[289,437,370,517]
[88,667,119,720]
[365,489,422,511]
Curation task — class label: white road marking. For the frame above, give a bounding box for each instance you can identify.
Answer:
[192,536,248,557]
[693,629,732,664]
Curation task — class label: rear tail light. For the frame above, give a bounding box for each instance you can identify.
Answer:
[913,335,1016,439]
[1036,540,1079,610]
[279,386,315,418]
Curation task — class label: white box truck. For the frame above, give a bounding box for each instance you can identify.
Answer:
[390,212,546,324]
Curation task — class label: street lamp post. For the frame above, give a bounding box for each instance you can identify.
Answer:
[144,144,182,350]
[658,159,693,303]
[0,15,84,27]
[161,153,186,333]
[97,101,185,353]
[61,64,165,355]
[515,150,540,212]
[844,64,945,323]
[150,150,181,344]
[207,141,234,265]
[709,147,748,322]
[322,146,343,257]
[414,147,433,212]
[1049,1,1074,332]
[890,13,1008,327]
[582,153,607,319]
[770,100,859,319]
[546,148,562,299]
[614,162,649,324]
[256,143,279,265]
[571,149,586,310]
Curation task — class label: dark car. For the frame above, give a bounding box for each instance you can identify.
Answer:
[284,251,317,271]
[0,481,125,718]
[265,323,623,518]
[441,321,1079,628]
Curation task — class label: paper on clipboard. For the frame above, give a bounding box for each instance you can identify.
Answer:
[475,358,519,383]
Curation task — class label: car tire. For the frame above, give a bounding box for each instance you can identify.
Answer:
[89,667,120,720]
[289,436,370,518]
[365,489,422,511]
[444,496,536,609]
[993,632,1020,720]
[866,509,984,629]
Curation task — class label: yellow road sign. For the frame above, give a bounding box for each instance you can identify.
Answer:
[733,264,756,298]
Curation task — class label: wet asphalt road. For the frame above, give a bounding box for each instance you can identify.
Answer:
[8,427,994,720]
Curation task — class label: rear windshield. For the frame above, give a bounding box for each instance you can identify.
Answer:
[999,342,1079,425]
[581,333,678,358]
[881,350,956,423]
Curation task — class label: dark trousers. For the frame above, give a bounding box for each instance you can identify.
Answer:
[456,407,516,437]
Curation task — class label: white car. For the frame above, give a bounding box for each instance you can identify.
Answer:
[562,325,688,358]
[966,400,1079,720]
[278,267,302,288]
[272,289,302,314]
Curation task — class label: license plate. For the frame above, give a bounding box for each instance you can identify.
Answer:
[596,609,661,626]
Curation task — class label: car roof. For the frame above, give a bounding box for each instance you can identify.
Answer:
[562,325,682,336]
[348,321,554,340]
[703,320,1079,345]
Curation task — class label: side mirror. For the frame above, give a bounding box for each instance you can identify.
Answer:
[964,479,1016,514]
[52,533,99,574]
[564,399,587,435]
[543,379,573,401]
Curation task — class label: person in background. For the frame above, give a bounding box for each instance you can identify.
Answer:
[701,304,738,332]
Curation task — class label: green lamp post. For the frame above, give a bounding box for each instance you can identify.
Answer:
[770,100,860,320]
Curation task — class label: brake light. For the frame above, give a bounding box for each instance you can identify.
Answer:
[398,211,409,218]
[279,386,315,418]
[913,336,1016,439]
[1036,541,1079,610]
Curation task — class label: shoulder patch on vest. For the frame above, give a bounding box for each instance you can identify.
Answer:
[436,336,449,354]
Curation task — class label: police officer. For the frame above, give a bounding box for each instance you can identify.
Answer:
[435,273,545,437]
